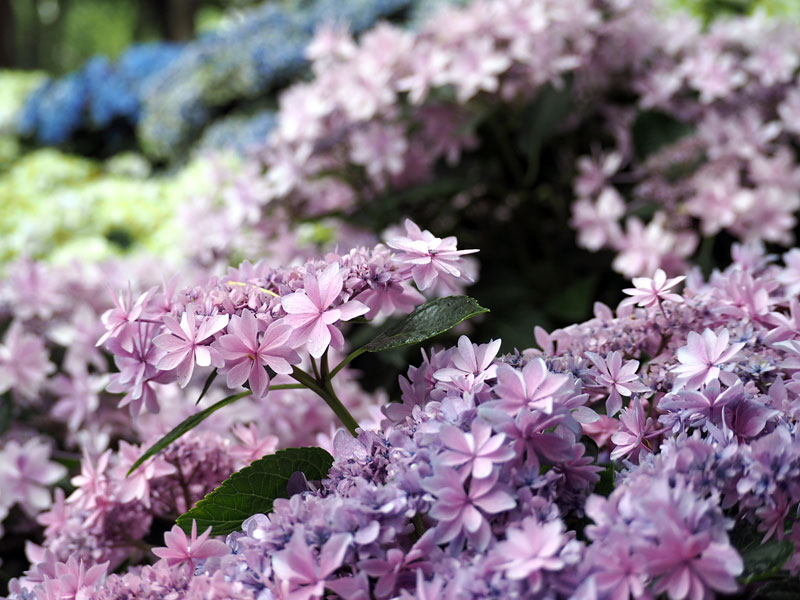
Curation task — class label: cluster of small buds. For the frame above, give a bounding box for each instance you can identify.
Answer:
[97,219,476,416]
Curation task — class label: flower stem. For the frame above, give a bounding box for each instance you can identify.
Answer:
[329,347,367,379]
[290,366,360,436]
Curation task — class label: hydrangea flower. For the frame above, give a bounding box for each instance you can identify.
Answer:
[152,521,229,571]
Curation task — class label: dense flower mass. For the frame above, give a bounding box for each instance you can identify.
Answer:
[8,0,800,597]
[178,0,800,284]
[95,219,475,417]
[11,236,800,598]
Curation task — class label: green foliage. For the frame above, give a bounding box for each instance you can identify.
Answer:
[176,447,334,536]
[730,520,795,585]
[364,296,489,352]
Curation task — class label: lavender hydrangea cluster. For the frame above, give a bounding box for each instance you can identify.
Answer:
[11,235,800,599]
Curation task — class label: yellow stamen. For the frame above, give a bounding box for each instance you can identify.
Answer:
[227,281,280,298]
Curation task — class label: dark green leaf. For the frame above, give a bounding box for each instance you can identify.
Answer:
[730,520,795,584]
[196,369,218,406]
[128,390,251,476]
[594,462,616,498]
[176,447,334,536]
[749,578,800,600]
[364,296,489,352]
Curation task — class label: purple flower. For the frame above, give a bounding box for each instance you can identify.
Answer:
[495,517,566,590]
[386,219,478,291]
[271,527,352,600]
[489,358,568,415]
[610,398,659,462]
[672,329,744,390]
[422,467,515,550]
[586,351,649,417]
[96,284,155,350]
[0,321,54,399]
[153,309,229,387]
[0,437,66,516]
[281,263,369,358]
[438,419,515,479]
[152,520,229,571]
[215,310,300,398]
[641,525,743,599]
[619,268,685,310]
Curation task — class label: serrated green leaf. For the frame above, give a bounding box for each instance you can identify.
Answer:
[128,390,251,476]
[364,296,489,352]
[177,447,334,536]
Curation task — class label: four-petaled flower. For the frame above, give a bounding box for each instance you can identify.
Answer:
[153,310,230,387]
[620,268,686,310]
[282,263,369,358]
[152,520,229,571]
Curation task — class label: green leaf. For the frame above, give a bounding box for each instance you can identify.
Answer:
[127,390,251,476]
[364,296,489,352]
[176,446,334,536]
[730,520,795,584]
[196,369,218,406]
[749,578,800,599]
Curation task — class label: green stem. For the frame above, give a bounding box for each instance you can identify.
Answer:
[268,383,306,391]
[329,347,367,379]
[290,366,360,436]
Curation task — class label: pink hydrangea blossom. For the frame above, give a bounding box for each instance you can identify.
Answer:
[438,419,515,480]
[495,517,566,589]
[386,219,478,291]
[215,310,300,398]
[672,328,745,390]
[153,310,229,387]
[422,467,516,550]
[281,263,369,358]
[0,437,66,516]
[619,268,686,311]
[489,358,568,415]
[152,521,229,571]
[272,527,352,600]
[585,351,649,417]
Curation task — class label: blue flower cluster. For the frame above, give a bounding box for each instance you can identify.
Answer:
[137,0,413,160]
[194,110,277,157]
[17,43,182,150]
